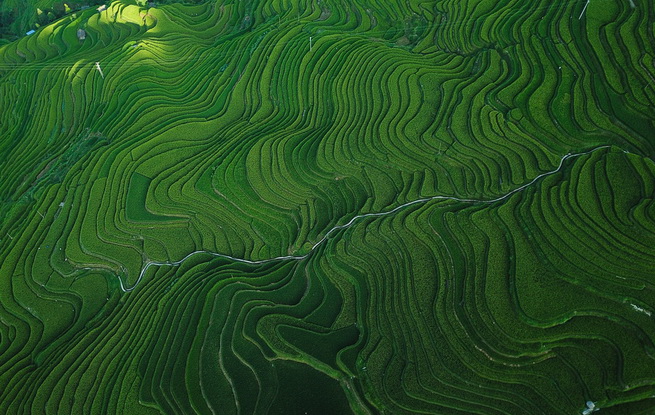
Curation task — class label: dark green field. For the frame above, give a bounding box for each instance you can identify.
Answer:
[1,0,654,414]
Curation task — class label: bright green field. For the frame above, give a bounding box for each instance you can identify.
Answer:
[1,0,655,414]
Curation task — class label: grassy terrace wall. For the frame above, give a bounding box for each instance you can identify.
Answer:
[1,0,654,413]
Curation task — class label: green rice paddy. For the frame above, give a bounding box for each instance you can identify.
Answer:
[1,0,654,413]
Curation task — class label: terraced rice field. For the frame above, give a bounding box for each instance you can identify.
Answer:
[1,0,655,413]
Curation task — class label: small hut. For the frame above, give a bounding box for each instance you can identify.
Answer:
[77,28,86,40]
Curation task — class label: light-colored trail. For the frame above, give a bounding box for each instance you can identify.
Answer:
[118,145,612,292]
